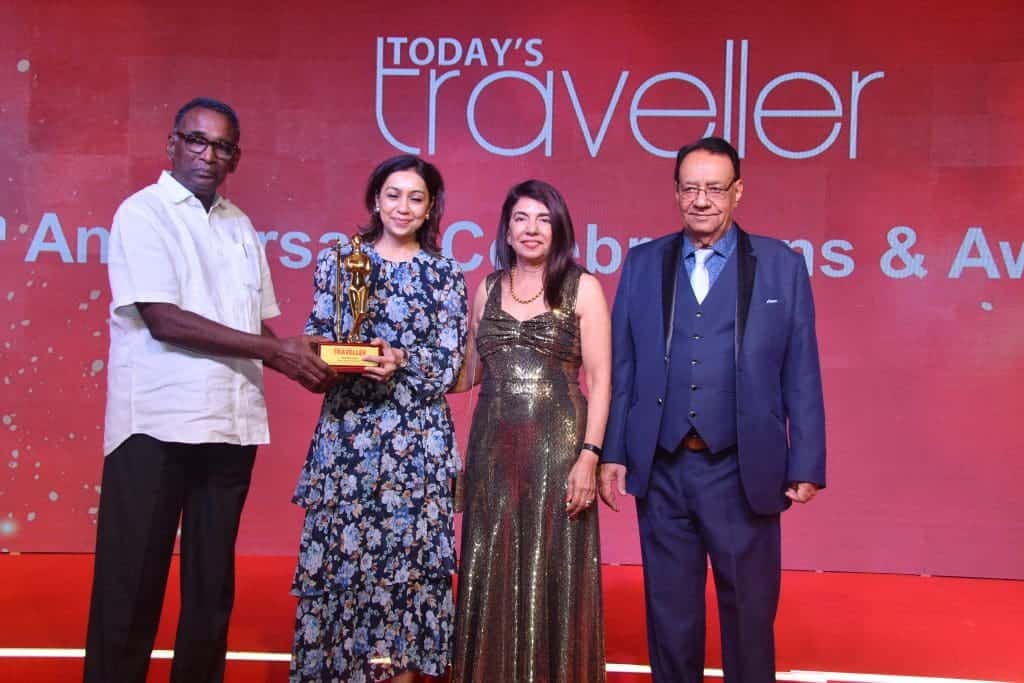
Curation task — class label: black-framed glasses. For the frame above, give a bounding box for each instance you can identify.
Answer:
[173,131,238,160]
[677,178,738,202]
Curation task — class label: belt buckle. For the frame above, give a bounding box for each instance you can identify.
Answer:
[683,432,707,452]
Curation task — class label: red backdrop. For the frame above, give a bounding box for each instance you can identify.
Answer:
[1,0,1022,579]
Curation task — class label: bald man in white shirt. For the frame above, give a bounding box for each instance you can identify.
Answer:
[84,97,331,683]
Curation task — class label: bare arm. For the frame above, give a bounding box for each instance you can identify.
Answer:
[577,274,612,449]
[450,277,488,393]
[137,302,330,387]
[565,273,613,517]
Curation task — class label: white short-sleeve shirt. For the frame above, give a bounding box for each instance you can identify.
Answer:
[103,171,281,455]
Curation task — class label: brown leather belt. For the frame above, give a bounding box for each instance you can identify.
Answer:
[683,432,708,451]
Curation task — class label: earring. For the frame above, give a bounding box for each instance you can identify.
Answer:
[373,205,380,213]
[425,211,431,219]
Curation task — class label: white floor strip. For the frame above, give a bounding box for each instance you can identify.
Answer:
[603,665,1010,683]
[0,649,1010,683]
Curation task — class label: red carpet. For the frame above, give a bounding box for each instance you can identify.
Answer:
[1,554,1021,681]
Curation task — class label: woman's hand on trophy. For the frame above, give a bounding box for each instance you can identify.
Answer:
[361,338,406,383]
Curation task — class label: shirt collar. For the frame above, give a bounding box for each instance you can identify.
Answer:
[683,223,737,260]
[157,170,224,210]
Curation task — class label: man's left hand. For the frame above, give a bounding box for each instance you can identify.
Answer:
[598,463,628,512]
[786,481,820,504]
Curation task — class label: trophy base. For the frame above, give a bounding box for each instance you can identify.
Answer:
[318,342,380,373]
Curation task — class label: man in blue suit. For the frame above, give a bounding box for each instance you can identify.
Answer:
[599,137,826,683]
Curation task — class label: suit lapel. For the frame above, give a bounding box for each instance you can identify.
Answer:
[735,226,756,356]
[661,234,682,353]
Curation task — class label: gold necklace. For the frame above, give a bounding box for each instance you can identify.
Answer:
[508,268,544,304]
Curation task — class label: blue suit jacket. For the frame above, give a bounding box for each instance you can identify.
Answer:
[603,226,826,515]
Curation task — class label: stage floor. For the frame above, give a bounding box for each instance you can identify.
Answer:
[0,554,1021,682]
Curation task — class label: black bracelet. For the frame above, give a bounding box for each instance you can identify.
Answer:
[581,442,603,457]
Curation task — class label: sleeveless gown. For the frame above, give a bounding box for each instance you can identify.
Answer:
[452,267,606,683]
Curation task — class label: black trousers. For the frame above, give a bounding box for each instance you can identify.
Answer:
[83,434,256,683]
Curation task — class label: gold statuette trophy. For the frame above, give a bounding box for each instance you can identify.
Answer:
[318,234,381,372]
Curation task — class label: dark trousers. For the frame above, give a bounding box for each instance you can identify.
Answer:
[636,445,780,683]
[83,434,256,683]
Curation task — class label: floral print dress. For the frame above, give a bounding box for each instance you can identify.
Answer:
[290,242,468,683]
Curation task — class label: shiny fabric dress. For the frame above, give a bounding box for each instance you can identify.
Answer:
[453,267,606,683]
[290,244,468,683]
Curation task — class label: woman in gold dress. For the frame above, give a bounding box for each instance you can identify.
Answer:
[452,180,612,682]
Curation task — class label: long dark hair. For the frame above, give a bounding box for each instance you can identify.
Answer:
[361,154,445,255]
[495,179,579,310]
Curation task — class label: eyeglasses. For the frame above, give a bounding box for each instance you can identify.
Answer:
[677,178,738,202]
[173,131,238,160]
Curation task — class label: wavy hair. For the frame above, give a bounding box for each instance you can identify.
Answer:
[360,155,445,255]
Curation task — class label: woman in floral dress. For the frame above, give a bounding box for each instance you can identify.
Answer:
[290,155,468,683]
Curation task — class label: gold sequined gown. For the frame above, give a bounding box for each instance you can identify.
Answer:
[453,268,606,683]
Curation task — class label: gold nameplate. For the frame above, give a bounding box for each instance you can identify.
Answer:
[318,342,380,373]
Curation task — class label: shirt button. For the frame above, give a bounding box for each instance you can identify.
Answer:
[693,334,701,340]
[689,410,697,418]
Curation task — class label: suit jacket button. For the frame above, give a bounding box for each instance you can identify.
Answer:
[689,410,697,418]
[657,398,664,405]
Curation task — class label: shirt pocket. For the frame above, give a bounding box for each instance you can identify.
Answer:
[226,240,262,332]
[232,240,261,289]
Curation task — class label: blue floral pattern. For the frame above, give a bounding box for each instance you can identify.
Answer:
[289,242,468,682]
